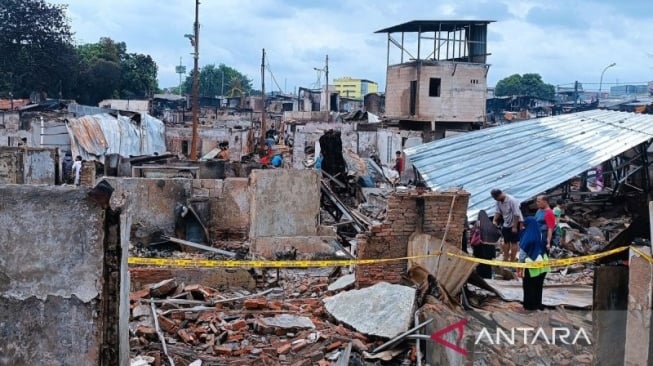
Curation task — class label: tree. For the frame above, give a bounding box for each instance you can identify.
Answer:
[76,37,158,104]
[494,73,555,100]
[0,0,77,98]
[183,63,253,97]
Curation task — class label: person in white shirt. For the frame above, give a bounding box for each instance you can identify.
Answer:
[72,156,82,186]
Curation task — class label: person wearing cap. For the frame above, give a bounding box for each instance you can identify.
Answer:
[491,188,523,262]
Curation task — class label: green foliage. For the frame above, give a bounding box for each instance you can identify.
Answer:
[494,73,555,100]
[0,0,77,97]
[76,37,158,104]
[0,1,158,104]
[183,63,253,97]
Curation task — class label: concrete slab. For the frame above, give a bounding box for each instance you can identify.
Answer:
[328,274,356,292]
[256,314,315,335]
[323,282,416,338]
[483,279,593,308]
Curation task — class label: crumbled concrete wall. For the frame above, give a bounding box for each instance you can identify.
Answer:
[356,190,469,287]
[106,178,192,234]
[249,169,320,238]
[0,185,110,365]
[291,123,355,169]
[193,178,250,240]
[0,147,57,184]
[625,245,653,365]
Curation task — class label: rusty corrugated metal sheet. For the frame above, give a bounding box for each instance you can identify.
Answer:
[0,99,30,111]
[66,113,165,161]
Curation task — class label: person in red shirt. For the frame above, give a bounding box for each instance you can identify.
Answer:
[394,151,404,177]
[535,195,556,250]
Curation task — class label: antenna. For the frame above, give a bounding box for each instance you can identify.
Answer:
[175,57,187,95]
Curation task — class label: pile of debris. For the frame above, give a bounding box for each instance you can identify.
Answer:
[129,269,399,366]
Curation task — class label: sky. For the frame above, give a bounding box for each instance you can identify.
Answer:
[50,0,653,93]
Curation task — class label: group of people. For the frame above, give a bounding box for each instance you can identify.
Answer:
[61,152,83,186]
[490,188,560,312]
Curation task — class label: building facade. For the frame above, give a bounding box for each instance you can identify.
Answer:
[333,77,379,100]
[376,20,493,132]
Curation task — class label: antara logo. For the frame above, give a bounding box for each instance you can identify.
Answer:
[429,319,591,356]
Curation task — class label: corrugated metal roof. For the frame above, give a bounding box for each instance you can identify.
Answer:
[404,110,653,221]
[66,113,166,161]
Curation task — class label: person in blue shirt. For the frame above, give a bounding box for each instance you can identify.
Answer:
[518,216,550,311]
[315,152,323,170]
[271,154,283,168]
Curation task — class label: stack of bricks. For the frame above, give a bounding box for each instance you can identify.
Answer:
[355,189,469,288]
[80,161,96,187]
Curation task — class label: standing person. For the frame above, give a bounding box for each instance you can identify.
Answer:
[72,155,82,186]
[393,151,404,178]
[491,189,523,262]
[315,151,323,170]
[61,151,74,184]
[535,195,556,251]
[518,216,550,311]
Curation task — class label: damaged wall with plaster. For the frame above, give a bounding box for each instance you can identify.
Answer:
[0,185,124,365]
[248,169,341,258]
[106,178,192,235]
[356,190,469,287]
[166,126,253,160]
[0,146,57,184]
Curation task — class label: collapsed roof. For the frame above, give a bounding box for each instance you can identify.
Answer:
[405,110,653,221]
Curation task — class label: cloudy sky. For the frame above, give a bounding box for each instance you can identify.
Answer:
[51,0,653,93]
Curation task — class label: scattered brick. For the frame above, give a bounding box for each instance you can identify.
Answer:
[276,342,291,355]
[213,345,233,356]
[230,319,248,331]
[243,298,268,310]
[325,340,342,352]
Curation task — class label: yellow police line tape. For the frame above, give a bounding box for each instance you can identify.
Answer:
[127,245,652,269]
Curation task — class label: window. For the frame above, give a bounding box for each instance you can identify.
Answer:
[181,140,189,155]
[429,78,441,97]
[470,79,479,84]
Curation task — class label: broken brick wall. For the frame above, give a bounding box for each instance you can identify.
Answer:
[80,160,96,186]
[0,185,125,365]
[355,190,469,288]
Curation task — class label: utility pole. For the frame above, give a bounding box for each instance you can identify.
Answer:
[325,54,329,111]
[260,48,266,150]
[573,81,578,107]
[190,0,200,160]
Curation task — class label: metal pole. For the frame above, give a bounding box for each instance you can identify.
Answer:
[260,48,266,150]
[599,62,616,102]
[325,54,329,112]
[190,0,200,160]
[221,70,224,96]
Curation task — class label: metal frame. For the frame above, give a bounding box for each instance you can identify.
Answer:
[377,20,494,68]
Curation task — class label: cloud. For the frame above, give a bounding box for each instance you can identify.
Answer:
[50,0,653,92]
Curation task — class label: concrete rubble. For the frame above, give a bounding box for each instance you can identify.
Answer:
[323,282,416,339]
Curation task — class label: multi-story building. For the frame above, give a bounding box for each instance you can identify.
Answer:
[375,20,494,138]
[333,77,379,100]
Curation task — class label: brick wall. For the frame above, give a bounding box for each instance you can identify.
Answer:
[355,189,469,288]
[80,161,96,187]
